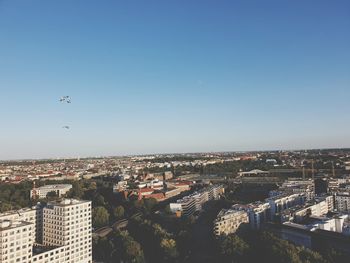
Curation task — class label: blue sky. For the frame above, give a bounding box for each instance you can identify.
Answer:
[0,0,349,159]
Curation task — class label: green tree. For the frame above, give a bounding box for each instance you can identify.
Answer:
[113,205,125,220]
[94,194,105,206]
[160,238,179,261]
[164,204,172,215]
[92,206,110,228]
[92,236,115,262]
[220,234,250,263]
[116,231,145,263]
[143,198,158,213]
[46,191,58,200]
[68,181,84,198]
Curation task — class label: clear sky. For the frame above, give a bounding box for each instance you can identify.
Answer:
[0,0,349,160]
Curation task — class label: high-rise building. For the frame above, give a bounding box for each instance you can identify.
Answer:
[0,220,34,263]
[0,199,92,263]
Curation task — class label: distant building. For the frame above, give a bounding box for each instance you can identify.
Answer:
[334,192,350,212]
[169,185,224,217]
[237,169,269,177]
[30,184,72,199]
[279,179,315,201]
[113,181,128,193]
[267,193,306,217]
[231,202,270,230]
[280,197,331,223]
[214,209,248,236]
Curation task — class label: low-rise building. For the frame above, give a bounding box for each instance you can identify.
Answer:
[30,184,72,199]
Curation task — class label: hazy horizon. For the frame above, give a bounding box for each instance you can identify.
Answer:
[1,0,349,160]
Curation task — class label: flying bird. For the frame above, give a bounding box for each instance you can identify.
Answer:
[62,126,70,129]
[59,96,71,103]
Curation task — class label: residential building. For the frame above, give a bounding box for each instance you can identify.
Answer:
[214,209,248,236]
[268,193,306,217]
[334,192,350,212]
[0,199,92,263]
[169,185,224,217]
[30,184,72,199]
[231,202,270,230]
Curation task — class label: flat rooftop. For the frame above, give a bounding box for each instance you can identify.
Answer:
[35,184,72,190]
[46,199,90,207]
[0,220,33,230]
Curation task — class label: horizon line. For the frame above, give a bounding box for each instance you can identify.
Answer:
[1,147,350,162]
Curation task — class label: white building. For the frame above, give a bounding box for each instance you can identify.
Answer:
[280,179,315,201]
[292,199,330,223]
[267,193,305,217]
[214,209,248,236]
[0,199,92,263]
[237,169,269,177]
[113,181,128,193]
[30,184,72,199]
[169,185,224,217]
[0,220,34,263]
[334,193,350,212]
[231,202,270,230]
[0,205,43,243]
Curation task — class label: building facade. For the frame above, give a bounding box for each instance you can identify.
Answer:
[169,185,224,217]
[0,199,92,263]
[214,209,248,236]
[334,193,350,212]
[30,184,72,199]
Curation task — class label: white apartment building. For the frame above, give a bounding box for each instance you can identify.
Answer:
[169,185,224,217]
[0,220,34,263]
[42,199,92,263]
[268,193,305,217]
[293,200,330,223]
[315,195,334,211]
[231,202,270,230]
[280,179,315,201]
[313,215,349,233]
[0,205,42,243]
[30,184,72,199]
[0,199,92,263]
[214,209,248,236]
[334,193,350,212]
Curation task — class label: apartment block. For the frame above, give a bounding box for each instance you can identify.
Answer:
[231,202,270,230]
[0,199,92,263]
[214,209,248,236]
[30,184,72,199]
[334,193,350,212]
[169,185,224,217]
[268,193,306,217]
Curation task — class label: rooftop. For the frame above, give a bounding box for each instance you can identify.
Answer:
[34,184,72,190]
[46,199,90,207]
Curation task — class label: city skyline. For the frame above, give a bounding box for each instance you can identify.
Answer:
[1,0,350,160]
